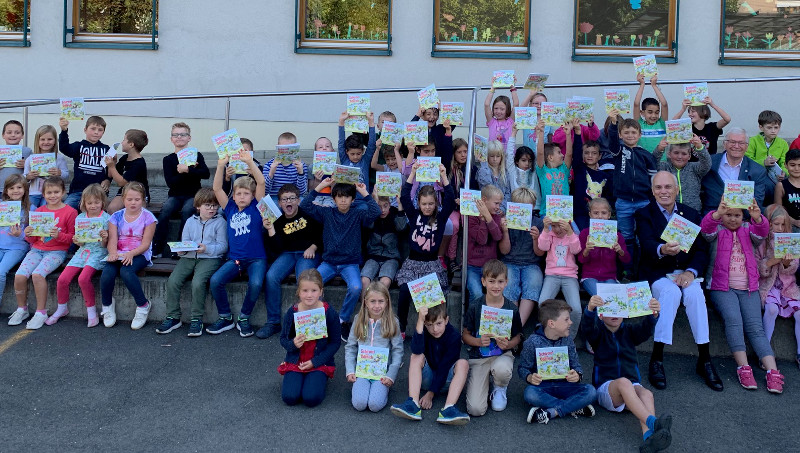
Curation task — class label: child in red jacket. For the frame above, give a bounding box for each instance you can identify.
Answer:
[465,185,504,305]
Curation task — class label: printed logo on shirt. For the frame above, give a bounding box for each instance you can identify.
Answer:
[283,218,308,235]
[789,193,800,204]
[229,210,252,236]
[411,216,438,252]
[78,145,107,175]
[641,129,665,137]
[620,149,631,174]
[586,173,606,199]
[555,244,568,267]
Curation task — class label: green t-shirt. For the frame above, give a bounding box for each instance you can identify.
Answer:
[536,163,569,216]
[638,117,666,154]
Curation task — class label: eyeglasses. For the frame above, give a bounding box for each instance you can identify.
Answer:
[280,196,298,203]
[171,133,190,138]
[201,204,219,209]
[724,140,747,147]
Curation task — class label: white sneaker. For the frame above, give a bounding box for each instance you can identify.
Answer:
[101,298,116,328]
[26,312,47,330]
[131,302,151,330]
[490,386,508,411]
[8,310,29,326]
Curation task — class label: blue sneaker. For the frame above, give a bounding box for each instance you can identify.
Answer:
[155,317,182,334]
[237,316,254,337]
[255,322,281,339]
[437,406,470,425]
[390,397,422,421]
[187,319,203,337]
[206,316,234,334]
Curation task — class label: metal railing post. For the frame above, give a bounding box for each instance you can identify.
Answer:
[460,87,480,329]
[22,107,28,148]
[224,98,231,131]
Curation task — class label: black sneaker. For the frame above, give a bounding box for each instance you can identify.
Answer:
[527,407,549,424]
[206,316,234,334]
[340,321,352,341]
[569,404,596,418]
[155,317,182,334]
[237,316,254,337]
[256,322,281,339]
[187,319,203,337]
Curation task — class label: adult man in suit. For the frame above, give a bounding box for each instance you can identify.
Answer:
[635,171,723,392]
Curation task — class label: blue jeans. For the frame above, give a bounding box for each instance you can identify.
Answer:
[523,382,597,418]
[318,262,361,322]
[282,370,328,407]
[422,362,455,393]
[466,264,484,306]
[154,196,196,255]
[614,199,650,240]
[265,251,320,324]
[210,258,267,317]
[0,248,27,296]
[504,263,543,302]
[581,278,617,296]
[65,192,83,211]
[100,255,150,307]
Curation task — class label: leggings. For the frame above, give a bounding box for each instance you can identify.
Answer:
[763,304,800,355]
[446,211,461,260]
[281,371,328,407]
[57,266,98,307]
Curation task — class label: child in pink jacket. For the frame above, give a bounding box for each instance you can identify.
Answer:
[465,185,504,306]
[537,215,582,339]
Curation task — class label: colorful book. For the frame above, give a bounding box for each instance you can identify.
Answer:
[212,129,244,159]
[176,147,198,166]
[229,151,253,175]
[344,115,368,133]
[416,157,440,183]
[541,103,567,127]
[774,233,800,259]
[589,219,617,248]
[312,151,337,175]
[380,122,403,146]
[473,134,488,163]
[596,283,630,318]
[536,346,570,380]
[567,97,594,124]
[523,73,549,92]
[506,202,533,231]
[633,54,658,78]
[0,201,21,227]
[347,94,370,115]
[417,84,439,110]
[29,153,56,174]
[166,241,200,252]
[0,145,22,167]
[546,195,573,221]
[440,102,464,126]
[460,189,481,217]
[75,217,104,243]
[355,346,390,380]
[257,196,282,224]
[276,143,300,164]
[408,273,446,311]
[28,212,56,236]
[626,281,654,318]
[665,118,693,144]
[60,97,85,120]
[683,82,709,106]
[375,172,401,197]
[722,180,755,209]
[294,307,328,341]
[332,165,361,185]
[604,89,631,114]
[404,121,428,146]
[660,213,701,253]
[478,305,513,339]
[492,70,515,88]
[514,107,538,130]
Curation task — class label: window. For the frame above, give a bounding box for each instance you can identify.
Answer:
[720,0,800,66]
[64,0,158,50]
[573,0,679,62]
[0,0,30,47]
[295,0,392,56]
[432,0,530,59]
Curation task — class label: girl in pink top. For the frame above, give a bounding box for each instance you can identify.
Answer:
[537,214,582,339]
[484,75,519,150]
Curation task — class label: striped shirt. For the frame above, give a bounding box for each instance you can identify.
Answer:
[263,158,309,196]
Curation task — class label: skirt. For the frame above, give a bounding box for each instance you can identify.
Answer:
[766,286,800,318]
[395,258,449,291]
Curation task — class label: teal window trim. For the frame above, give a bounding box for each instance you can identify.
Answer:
[718,0,800,67]
[0,0,30,47]
[63,0,158,50]
[294,0,392,56]
[430,0,532,59]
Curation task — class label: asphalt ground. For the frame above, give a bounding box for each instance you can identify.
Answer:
[0,319,798,452]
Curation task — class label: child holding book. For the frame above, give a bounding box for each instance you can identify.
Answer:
[671,96,731,155]
[520,91,553,150]
[105,129,150,213]
[578,198,630,296]
[506,125,540,197]
[461,260,523,416]
[1,175,30,325]
[263,132,308,200]
[570,119,614,230]
[51,184,109,327]
[653,136,711,213]
[0,121,32,193]
[23,125,69,208]
[411,107,455,168]
[535,121,573,217]
[519,299,596,424]
[633,73,669,154]
[344,282,404,412]
[279,269,342,408]
[581,294,672,452]
[442,138,479,275]
[338,111,376,189]
[484,76,519,149]
[465,185,505,306]
[390,304,471,425]
[476,141,512,209]
[756,205,800,369]
[746,110,789,185]
[156,188,227,337]
[13,177,77,330]
[58,116,110,210]
[537,214,582,339]
[551,114,600,159]
[361,193,407,290]
[222,137,263,197]
[774,148,800,232]
[701,200,785,393]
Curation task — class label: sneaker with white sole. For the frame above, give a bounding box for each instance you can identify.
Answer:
[490,386,508,411]
[101,299,117,328]
[131,302,151,330]
[527,407,549,424]
[155,317,182,334]
[569,404,596,418]
[8,310,30,326]
[26,312,47,330]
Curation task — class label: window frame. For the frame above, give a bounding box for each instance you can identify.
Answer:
[571,0,680,63]
[719,0,800,66]
[294,0,393,56]
[430,0,532,59]
[63,0,158,50]
[0,0,30,47]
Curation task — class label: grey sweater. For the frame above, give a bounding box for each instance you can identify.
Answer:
[180,213,228,259]
[517,326,583,381]
[654,145,711,213]
[344,317,404,382]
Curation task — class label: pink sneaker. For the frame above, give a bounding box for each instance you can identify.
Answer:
[766,370,784,394]
[87,317,99,328]
[44,309,69,326]
[737,366,758,390]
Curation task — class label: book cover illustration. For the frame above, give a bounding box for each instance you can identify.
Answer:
[212,129,244,159]
[722,180,755,209]
[415,157,441,183]
[229,151,253,175]
[404,121,428,146]
[0,201,21,227]
[375,172,401,197]
[332,165,361,185]
[312,151,337,175]
[514,107,538,130]
[596,283,629,318]
[257,196,282,224]
[567,97,594,124]
[633,55,658,78]
[355,346,390,381]
[0,145,22,167]
[75,217,104,243]
[492,70,515,88]
[417,84,440,110]
[523,73,549,92]
[546,195,573,221]
[683,82,709,106]
[660,213,701,253]
[506,202,533,231]
[589,219,618,248]
[774,233,800,259]
[276,143,300,164]
[177,147,198,166]
[536,346,570,380]
[29,212,56,236]
[440,102,464,126]
[29,153,56,174]
[347,94,370,115]
[60,97,85,121]
[344,115,368,134]
[294,307,328,341]
[473,134,488,163]
[408,273,446,311]
[460,189,482,217]
[626,281,653,318]
[380,122,402,146]
[665,118,693,144]
[166,241,200,252]
[604,89,631,114]
[541,103,567,127]
[478,305,513,339]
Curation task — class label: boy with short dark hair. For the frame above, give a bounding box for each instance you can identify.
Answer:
[338,111,376,189]
[360,194,407,290]
[264,132,308,199]
[58,116,111,210]
[746,110,789,185]
[391,304,471,425]
[106,129,150,213]
[519,298,596,424]
[633,74,669,154]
